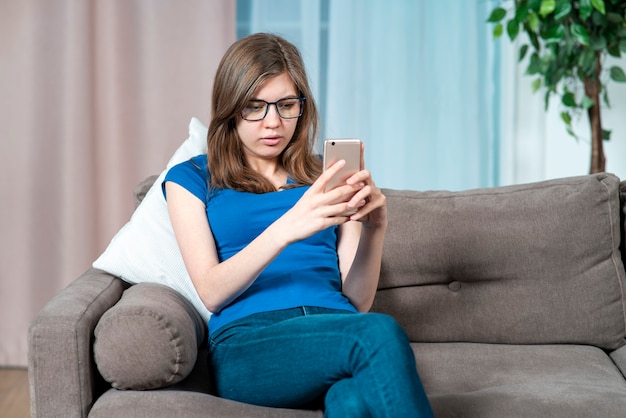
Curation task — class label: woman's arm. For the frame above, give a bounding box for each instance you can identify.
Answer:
[337,220,387,312]
[166,160,366,313]
[166,181,288,313]
[336,144,388,312]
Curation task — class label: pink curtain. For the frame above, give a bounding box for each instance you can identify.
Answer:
[0,0,235,367]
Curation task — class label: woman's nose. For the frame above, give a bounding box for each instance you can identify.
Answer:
[263,104,281,125]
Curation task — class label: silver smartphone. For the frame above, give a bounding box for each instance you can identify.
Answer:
[323,139,362,215]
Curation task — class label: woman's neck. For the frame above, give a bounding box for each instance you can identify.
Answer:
[247,159,288,189]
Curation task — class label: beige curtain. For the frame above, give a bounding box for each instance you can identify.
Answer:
[0,0,235,367]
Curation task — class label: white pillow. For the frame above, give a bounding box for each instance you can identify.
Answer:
[93,117,212,323]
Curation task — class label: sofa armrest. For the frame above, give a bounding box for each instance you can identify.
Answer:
[28,268,127,418]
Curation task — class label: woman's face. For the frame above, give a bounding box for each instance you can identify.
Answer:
[236,72,300,169]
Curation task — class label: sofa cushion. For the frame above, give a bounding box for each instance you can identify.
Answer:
[92,117,212,324]
[90,389,322,418]
[94,283,205,390]
[413,342,626,418]
[374,173,626,350]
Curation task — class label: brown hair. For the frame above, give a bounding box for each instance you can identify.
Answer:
[207,33,322,193]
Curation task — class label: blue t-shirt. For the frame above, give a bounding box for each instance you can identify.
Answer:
[163,155,356,333]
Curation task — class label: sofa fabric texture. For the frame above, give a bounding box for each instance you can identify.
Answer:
[28,270,127,418]
[93,283,205,390]
[620,180,626,262]
[374,173,626,350]
[415,342,626,417]
[29,173,626,417]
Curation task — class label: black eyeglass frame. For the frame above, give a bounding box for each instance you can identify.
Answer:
[240,97,306,121]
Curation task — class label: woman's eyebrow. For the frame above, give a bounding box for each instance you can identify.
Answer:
[248,95,299,101]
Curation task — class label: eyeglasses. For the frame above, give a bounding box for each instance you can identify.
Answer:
[241,97,306,121]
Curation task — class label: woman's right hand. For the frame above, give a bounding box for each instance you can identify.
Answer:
[270,160,366,245]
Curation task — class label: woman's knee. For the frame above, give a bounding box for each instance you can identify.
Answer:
[324,378,371,418]
[340,313,414,369]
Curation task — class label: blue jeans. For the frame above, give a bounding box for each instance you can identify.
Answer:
[208,307,434,417]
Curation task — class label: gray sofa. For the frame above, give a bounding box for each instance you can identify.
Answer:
[29,172,626,417]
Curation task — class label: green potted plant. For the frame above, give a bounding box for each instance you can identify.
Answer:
[488,0,626,173]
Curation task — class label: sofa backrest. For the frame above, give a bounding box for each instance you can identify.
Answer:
[373,173,626,351]
[619,180,626,264]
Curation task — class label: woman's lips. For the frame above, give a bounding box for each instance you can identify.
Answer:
[262,136,281,146]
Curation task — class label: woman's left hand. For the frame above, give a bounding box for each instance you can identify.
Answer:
[344,143,387,229]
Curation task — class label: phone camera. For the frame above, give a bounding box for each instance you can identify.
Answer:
[331,141,336,146]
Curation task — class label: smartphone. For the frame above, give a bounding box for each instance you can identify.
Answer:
[323,139,362,215]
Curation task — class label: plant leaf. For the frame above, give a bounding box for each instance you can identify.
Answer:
[571,24,590,46]
[602,89,611,107]
[532,77,542,92]
[529,13,540,32]
[610,66,626,82]
[608,44,621,58]
[487,7,507,22]
[603,129,611,141]
[619,39,626,53]
[539,0,556,17]
[507,19,520,40]
[526,53,541,75]
[493,23,504,39]
[562,91,577,107]
[540,53,556,80]
[519,44,529,62]
[543,24,566,43]
[566,126,579,140]
[591,36,607,51]
[591,0,606,14]
[528,30,541,50]
[554,0,572,20]
[561,111,572,125]
[592,11,605,26]
[515,4,530,23]
[579,0,593,20]
[578,47,597,75]
[606,12,623,23]
[581,95,595,109]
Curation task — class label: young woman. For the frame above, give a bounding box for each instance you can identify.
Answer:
[164,33,433,417]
